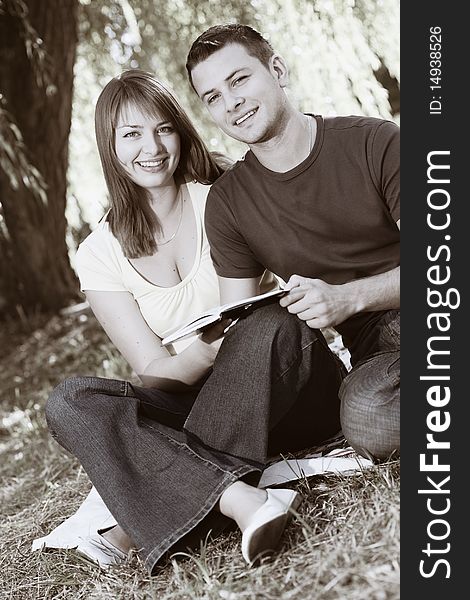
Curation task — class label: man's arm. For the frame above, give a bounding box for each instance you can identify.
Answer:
[218,275,263,305]
[280,219,400,329]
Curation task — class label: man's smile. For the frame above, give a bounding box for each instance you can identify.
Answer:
[233,108,258,126]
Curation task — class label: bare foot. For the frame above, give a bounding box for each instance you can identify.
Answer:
[218,481,268,532]
[100,524,135,554]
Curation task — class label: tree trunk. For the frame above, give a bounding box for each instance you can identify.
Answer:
[0,0,80,316]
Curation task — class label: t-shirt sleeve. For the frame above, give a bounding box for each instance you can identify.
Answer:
[370,120,400,222]
[75,239,127,292]
[205,186,265,278]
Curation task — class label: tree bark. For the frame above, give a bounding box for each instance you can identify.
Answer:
[0,0,80,316]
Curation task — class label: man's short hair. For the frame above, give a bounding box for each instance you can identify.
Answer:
[186,24,275,87]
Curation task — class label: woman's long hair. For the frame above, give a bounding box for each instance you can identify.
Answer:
[95,69,223,257]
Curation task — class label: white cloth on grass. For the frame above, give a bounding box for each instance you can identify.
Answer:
[31,485,117,552]
[258,446,373,488]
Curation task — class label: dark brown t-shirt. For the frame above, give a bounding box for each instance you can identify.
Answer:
[205,115,400,358]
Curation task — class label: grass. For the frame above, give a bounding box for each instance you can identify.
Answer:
[0,309,399,599]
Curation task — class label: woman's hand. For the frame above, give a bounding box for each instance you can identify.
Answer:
[199,318,232,360]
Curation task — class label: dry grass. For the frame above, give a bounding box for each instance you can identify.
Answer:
[0,310,399,599]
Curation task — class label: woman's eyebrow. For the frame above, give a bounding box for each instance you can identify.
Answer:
[117,120,171,129]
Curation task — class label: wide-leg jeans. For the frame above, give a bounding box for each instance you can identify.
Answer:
[46,303,344,572]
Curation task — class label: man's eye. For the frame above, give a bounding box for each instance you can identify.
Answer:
[233,76,247,86]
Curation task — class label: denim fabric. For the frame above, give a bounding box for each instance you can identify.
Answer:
[339,309,400,460]
[184,303,344,463]
[46,303,343,573]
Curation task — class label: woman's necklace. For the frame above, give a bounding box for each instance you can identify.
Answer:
[156,190,184,246]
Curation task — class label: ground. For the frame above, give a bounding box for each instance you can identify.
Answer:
[0,309,399,599]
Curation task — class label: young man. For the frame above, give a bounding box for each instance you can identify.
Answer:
[186,24,400,461]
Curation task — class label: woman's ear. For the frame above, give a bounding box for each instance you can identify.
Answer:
[269,54,289,88]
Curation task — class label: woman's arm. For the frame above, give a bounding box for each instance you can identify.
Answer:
[86,290,224,391]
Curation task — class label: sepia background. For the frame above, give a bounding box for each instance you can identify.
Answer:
[0,1,400,598]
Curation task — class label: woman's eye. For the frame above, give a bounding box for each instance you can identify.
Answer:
[207,94,220,105]
[123,131,139,138]
[158,126,173,134]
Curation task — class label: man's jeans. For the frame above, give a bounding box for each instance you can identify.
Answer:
[46,303,343,573]
[340,309,400,460]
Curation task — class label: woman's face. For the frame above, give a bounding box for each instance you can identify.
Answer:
[115,103,181,192]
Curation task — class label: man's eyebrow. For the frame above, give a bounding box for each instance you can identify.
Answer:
[201,69,246,100]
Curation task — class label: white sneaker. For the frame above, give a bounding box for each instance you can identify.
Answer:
[241,488,302,565]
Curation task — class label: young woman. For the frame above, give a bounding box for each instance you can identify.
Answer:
[46,70,343,572]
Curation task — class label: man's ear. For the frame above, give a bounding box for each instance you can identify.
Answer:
[269,54,289,87]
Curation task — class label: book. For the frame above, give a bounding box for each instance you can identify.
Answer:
[161,287,286,346]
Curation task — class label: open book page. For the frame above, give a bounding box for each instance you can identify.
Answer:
[219,287,285,315]
[161,287,286,346]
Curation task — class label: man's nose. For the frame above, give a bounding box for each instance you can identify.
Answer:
[225,92,244,113]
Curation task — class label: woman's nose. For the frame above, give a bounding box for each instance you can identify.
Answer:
[142,132,163,155]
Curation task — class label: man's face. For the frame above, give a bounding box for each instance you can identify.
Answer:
[190,43,288,145]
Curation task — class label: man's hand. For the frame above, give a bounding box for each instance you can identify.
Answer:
[280,275,356,329]
[280,266,400,329]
